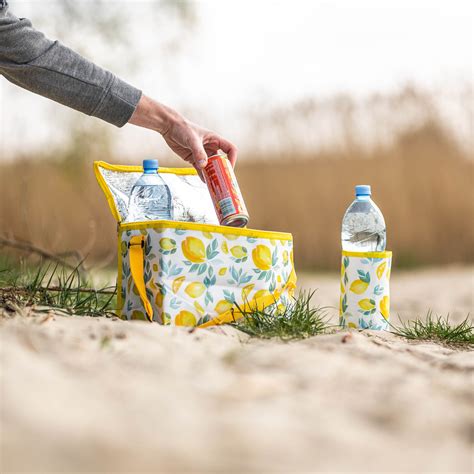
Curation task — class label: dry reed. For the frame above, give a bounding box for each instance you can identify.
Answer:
[1,90,473,271]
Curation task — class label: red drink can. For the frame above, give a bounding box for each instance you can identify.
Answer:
[203,153,249,227]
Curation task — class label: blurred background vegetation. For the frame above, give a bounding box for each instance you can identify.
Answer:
[1,0,473,272]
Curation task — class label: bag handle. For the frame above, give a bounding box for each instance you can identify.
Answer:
[129,235,154,322]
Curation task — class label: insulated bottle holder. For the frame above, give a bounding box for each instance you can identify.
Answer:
[339,250,392,330]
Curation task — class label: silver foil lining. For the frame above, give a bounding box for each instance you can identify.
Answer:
[99,166,218,224]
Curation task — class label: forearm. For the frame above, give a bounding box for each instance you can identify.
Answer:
[0,6,141,127]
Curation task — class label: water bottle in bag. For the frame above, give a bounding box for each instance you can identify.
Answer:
[127,159,173,222]
[341,185,386,252]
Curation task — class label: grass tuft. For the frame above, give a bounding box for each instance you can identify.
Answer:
[0,260,116,317]
[391,312,474,348]
[233,290,330,341]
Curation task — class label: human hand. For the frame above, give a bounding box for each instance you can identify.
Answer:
[129,94,237,179]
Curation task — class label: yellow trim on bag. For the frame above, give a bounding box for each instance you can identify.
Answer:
[342,250,392,258]
[94,161,122,222]
[95,160,198,175]
[120,220,293,241]
[93,161,198,223]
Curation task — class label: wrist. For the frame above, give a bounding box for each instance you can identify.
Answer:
[129,94,181,135]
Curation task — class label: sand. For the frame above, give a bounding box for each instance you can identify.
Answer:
[1,267,473,473]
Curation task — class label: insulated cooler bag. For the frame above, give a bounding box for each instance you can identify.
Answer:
[94,161,297,328]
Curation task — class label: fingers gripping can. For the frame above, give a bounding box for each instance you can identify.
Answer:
[203,153,249,227]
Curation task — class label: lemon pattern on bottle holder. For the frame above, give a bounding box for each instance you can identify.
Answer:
[340,252,392,330]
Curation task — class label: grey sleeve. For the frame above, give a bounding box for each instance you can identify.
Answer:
[0,5,142,127]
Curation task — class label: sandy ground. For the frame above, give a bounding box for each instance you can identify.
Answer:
[1,267,473,473]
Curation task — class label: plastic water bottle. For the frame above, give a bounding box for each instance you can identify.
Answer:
[127,159,173,222]
[341,185,386,252]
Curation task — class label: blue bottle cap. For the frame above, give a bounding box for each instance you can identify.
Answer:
[355,185,371,196]
[143,159,159,170]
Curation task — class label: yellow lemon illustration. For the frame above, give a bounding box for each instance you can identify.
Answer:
[230,245,247,259]
[241,283,255,301]
[277,275,282,283]
[153,263,159,272]
[380,296,390,319]
[185,282,206,298]
[131,310,146,321]
[182,237,206,263]
[202,231,213,239]
[349,279,369,295]
[194,301,205,315]
[159,237,176,251]
[249,289,271,310]
[215,300,234,314]
[283,250,289,265]
[221,241,229,254]
[276,303,286,315]
[358,299,375,311]
[224,233,239,241]
[348,322,357,329]
[150,280,157,290]
[218,267,227,276]
[254,289,271,300]
[155,292,164,308]
[340,281,345,294]
[175,310,197,327]
[376,261,387,279]
[172,276,185,293]
[163,312,171,325]
[252,245,272,270]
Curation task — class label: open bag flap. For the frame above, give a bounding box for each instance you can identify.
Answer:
[94,161,218,224]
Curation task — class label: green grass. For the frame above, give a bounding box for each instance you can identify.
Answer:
[0,259,116,317]
[391,312,474,348]
[233,291,331,341]
[2,258,472,350]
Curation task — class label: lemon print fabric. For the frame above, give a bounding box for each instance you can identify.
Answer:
[380,295,390,320]
[252,245,272,270]
[185,282,206,298]
[340,251,392,330]
[159,238,176,254]
[215,300,234,314]
[175,310,197,327]
[182,236,206,263]
[119,225,295,326]
[172,276,185,293]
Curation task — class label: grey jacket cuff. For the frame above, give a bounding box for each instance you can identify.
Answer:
[92,76,142,127]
